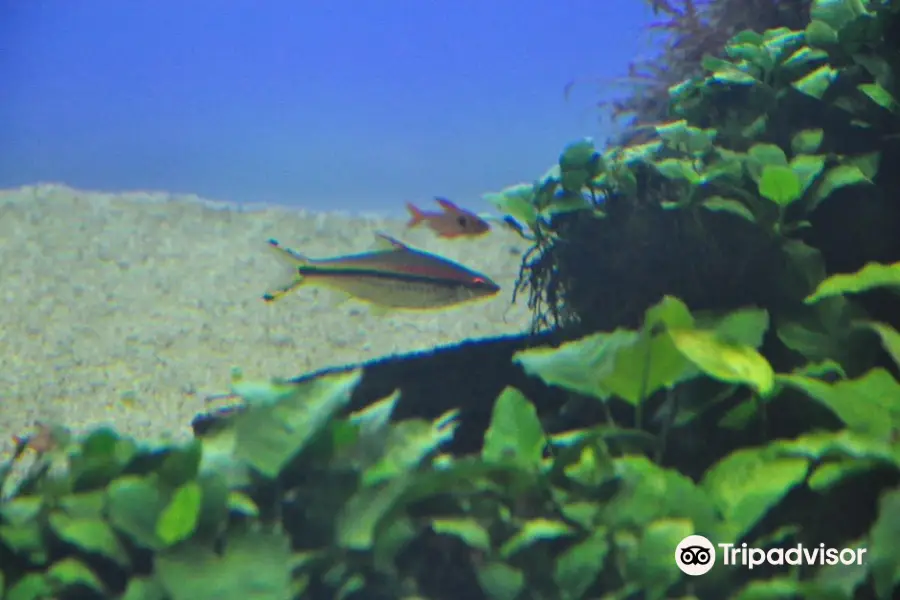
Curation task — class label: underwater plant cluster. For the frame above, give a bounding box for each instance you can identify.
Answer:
[2,0,900,598]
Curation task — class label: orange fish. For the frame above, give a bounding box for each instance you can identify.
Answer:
[405,197,491,239]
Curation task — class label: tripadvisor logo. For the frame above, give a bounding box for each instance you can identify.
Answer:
[675,535,868,576]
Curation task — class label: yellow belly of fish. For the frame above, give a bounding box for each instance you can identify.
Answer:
[314,274,482,310]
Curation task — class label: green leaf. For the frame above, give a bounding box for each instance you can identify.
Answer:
[4,573,52,600]
[789,154,827,194]
[514,296,695,405]
[559,138,597,171]
[653,158,702,184]
[47,513,129,566]
[793,64,838,99]
[475,562,524,600]
[482,387,546,468]
[772,429,897,465]
[805,20,839,47]
[703,447,809,541]
[107,475,166,550]
[155,481,202,546]
[868,488,900,598]
[859,322,900,370]
[858,82,898,112]
[810,164,872,208]
[362,409,459,485]
[234,370,360,478]
[790,129,825,155]
[712,69,759,85]
[155,530,292,600]
[846,151,880,180]
[336,476,411,550]
[805,261,900,303]
[120,577,167,600]
[554,528,609,600]
[701,196,756,222]
[781,46,830,69]
[749,143,789,167]
[624,518,694,597]
[758,165,803,205]
[778,369,900,440]
[499,519,575,558]
[601,456,719,532]
[668,329,775,395]
[484,184,539,227]
[431,518,491,552]
[46,558,104,593]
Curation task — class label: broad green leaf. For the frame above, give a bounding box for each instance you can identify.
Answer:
[789,154,826,194]
[482,387,545,468]
[475,562,524,600]
[781,46,830,69]
[46,558,104,594]
[811,0,866,33]
[227,368,299,406]
[559,138,597,171]
[47,513,129,566]
[484,184,539,227]
[234,370,360,478]
[793,64,838,99]
[712,69,759,85]
[120,577,167,600]
[336,476,411,550]
[363,409,459,485]
[107,476,166,550]
[758,164,803,205]
[155,530,292,600]
[601,456,719,532]
[859,321,900,370]
[4,573,52,600]
[707,307,771,348]
[701,196,756,222]
[554,528,608,600]
[807,459,882,491]
[749,143,789,167]
[846,151,880,180]
[624,518,694,597]
[703,447,809,541]
[868,488,900,599]
[654,158,702,184]
[791,129,824,155]
[499,519,575,558]
[805,20,839,47]
[810,164,872,208]
[772,430,898,468]
[858,83,898,112]
[156,481,202,546]
[669,329,775,395]
[431,518,491,551]
[778,369,900,441]
[806,261,900,303]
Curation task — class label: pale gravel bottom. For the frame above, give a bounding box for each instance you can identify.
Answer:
[0,184,534,460]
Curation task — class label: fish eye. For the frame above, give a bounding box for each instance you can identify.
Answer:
[457,216,468,226]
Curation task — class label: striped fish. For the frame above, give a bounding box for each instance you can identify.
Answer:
[262,233,500,310]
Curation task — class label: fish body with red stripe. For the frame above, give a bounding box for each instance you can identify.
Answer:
[262,233,500,310]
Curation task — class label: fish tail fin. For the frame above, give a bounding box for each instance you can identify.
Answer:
[262,239,310,303]
[405,202,426,228]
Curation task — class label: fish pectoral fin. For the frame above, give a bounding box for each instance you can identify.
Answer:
[262,239,309,303]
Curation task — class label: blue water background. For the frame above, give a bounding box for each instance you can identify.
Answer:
[1,0,655,214]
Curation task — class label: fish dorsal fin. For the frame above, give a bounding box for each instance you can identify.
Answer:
[373,232,410,251]
[434,197,460,213]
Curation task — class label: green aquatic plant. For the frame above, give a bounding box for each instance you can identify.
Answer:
[4,292,899,598]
